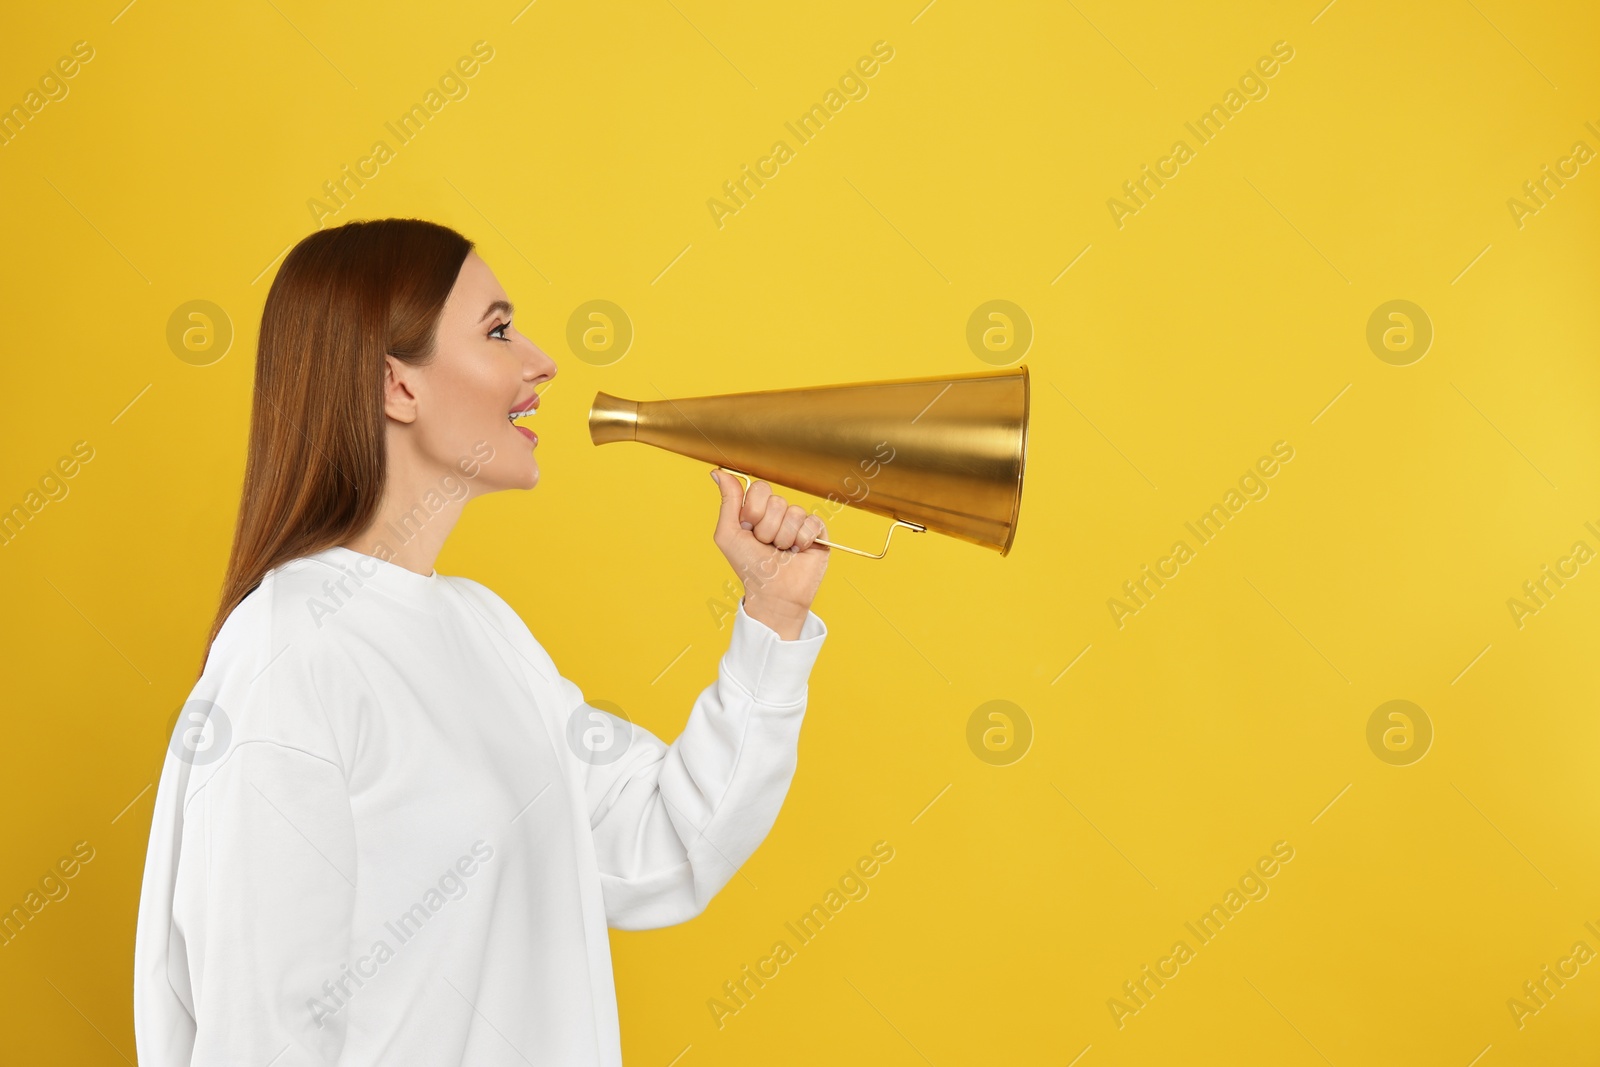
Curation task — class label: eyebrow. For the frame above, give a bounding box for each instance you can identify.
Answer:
[478,300,515,323]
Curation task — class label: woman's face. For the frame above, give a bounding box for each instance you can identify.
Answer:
[389,251,557,495]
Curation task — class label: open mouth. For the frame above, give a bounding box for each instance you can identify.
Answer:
[509,398,539,445]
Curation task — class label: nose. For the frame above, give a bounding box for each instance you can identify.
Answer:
[524,337,558,387]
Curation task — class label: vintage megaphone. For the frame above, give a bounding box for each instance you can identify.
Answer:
[587,366,1029,558]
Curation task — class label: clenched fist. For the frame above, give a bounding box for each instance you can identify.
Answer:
[711,470,829,639]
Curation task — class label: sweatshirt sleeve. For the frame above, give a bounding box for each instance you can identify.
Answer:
[564,596,827,930]
[173,741,359,1065]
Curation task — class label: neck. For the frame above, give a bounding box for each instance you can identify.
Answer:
[342,452,467,577]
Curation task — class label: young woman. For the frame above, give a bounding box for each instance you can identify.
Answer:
[133,218,831,1065]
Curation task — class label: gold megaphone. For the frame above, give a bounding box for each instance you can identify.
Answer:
[587,366,1029,559]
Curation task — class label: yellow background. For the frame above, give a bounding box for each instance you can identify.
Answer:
[2,0,1597,1062]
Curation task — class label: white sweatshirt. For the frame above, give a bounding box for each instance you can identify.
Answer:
[134,545,826,1066]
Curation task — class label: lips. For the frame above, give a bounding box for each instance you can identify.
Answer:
[509,395,540,446]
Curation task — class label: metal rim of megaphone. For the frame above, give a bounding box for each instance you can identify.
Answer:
[712,465,926,560]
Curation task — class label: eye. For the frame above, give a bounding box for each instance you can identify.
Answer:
[489,320,512,341]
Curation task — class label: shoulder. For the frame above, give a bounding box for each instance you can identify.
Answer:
[442,574,534,639]
[442,572,510,612]
[439,574,565,687]
[209,558,377,676]
[190,563,366,777]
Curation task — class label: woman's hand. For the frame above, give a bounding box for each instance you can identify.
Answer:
[711,470,829,639]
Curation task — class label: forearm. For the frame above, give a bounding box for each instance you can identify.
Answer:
[594,599,827,928]
[741,593,808,640]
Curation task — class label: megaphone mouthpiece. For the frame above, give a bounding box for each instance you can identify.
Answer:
[588,392,639,446]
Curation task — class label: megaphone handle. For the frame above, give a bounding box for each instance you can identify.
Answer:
[713,466,926,560]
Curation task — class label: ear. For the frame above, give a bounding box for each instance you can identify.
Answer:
[381,354,420,424]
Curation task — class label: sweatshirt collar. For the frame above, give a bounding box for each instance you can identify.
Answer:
[301,545,443,609]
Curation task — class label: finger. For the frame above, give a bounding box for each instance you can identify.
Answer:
[710,471,748,540]
[753,493,788,543]
[773,504,808,550]
[793,513,825,552]
[741,481,772,531]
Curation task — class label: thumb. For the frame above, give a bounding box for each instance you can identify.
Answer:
[711,470,747,538]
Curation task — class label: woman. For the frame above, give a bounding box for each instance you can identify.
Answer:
[133,218,831,1065]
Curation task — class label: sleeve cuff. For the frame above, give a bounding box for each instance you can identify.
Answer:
[720,596,827,706]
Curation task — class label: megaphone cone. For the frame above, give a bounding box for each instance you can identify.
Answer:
[588,366,1029,558]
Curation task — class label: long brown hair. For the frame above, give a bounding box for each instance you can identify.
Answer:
[202,218,474,673]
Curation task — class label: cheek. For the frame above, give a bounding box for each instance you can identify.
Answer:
[427,352,507,436]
